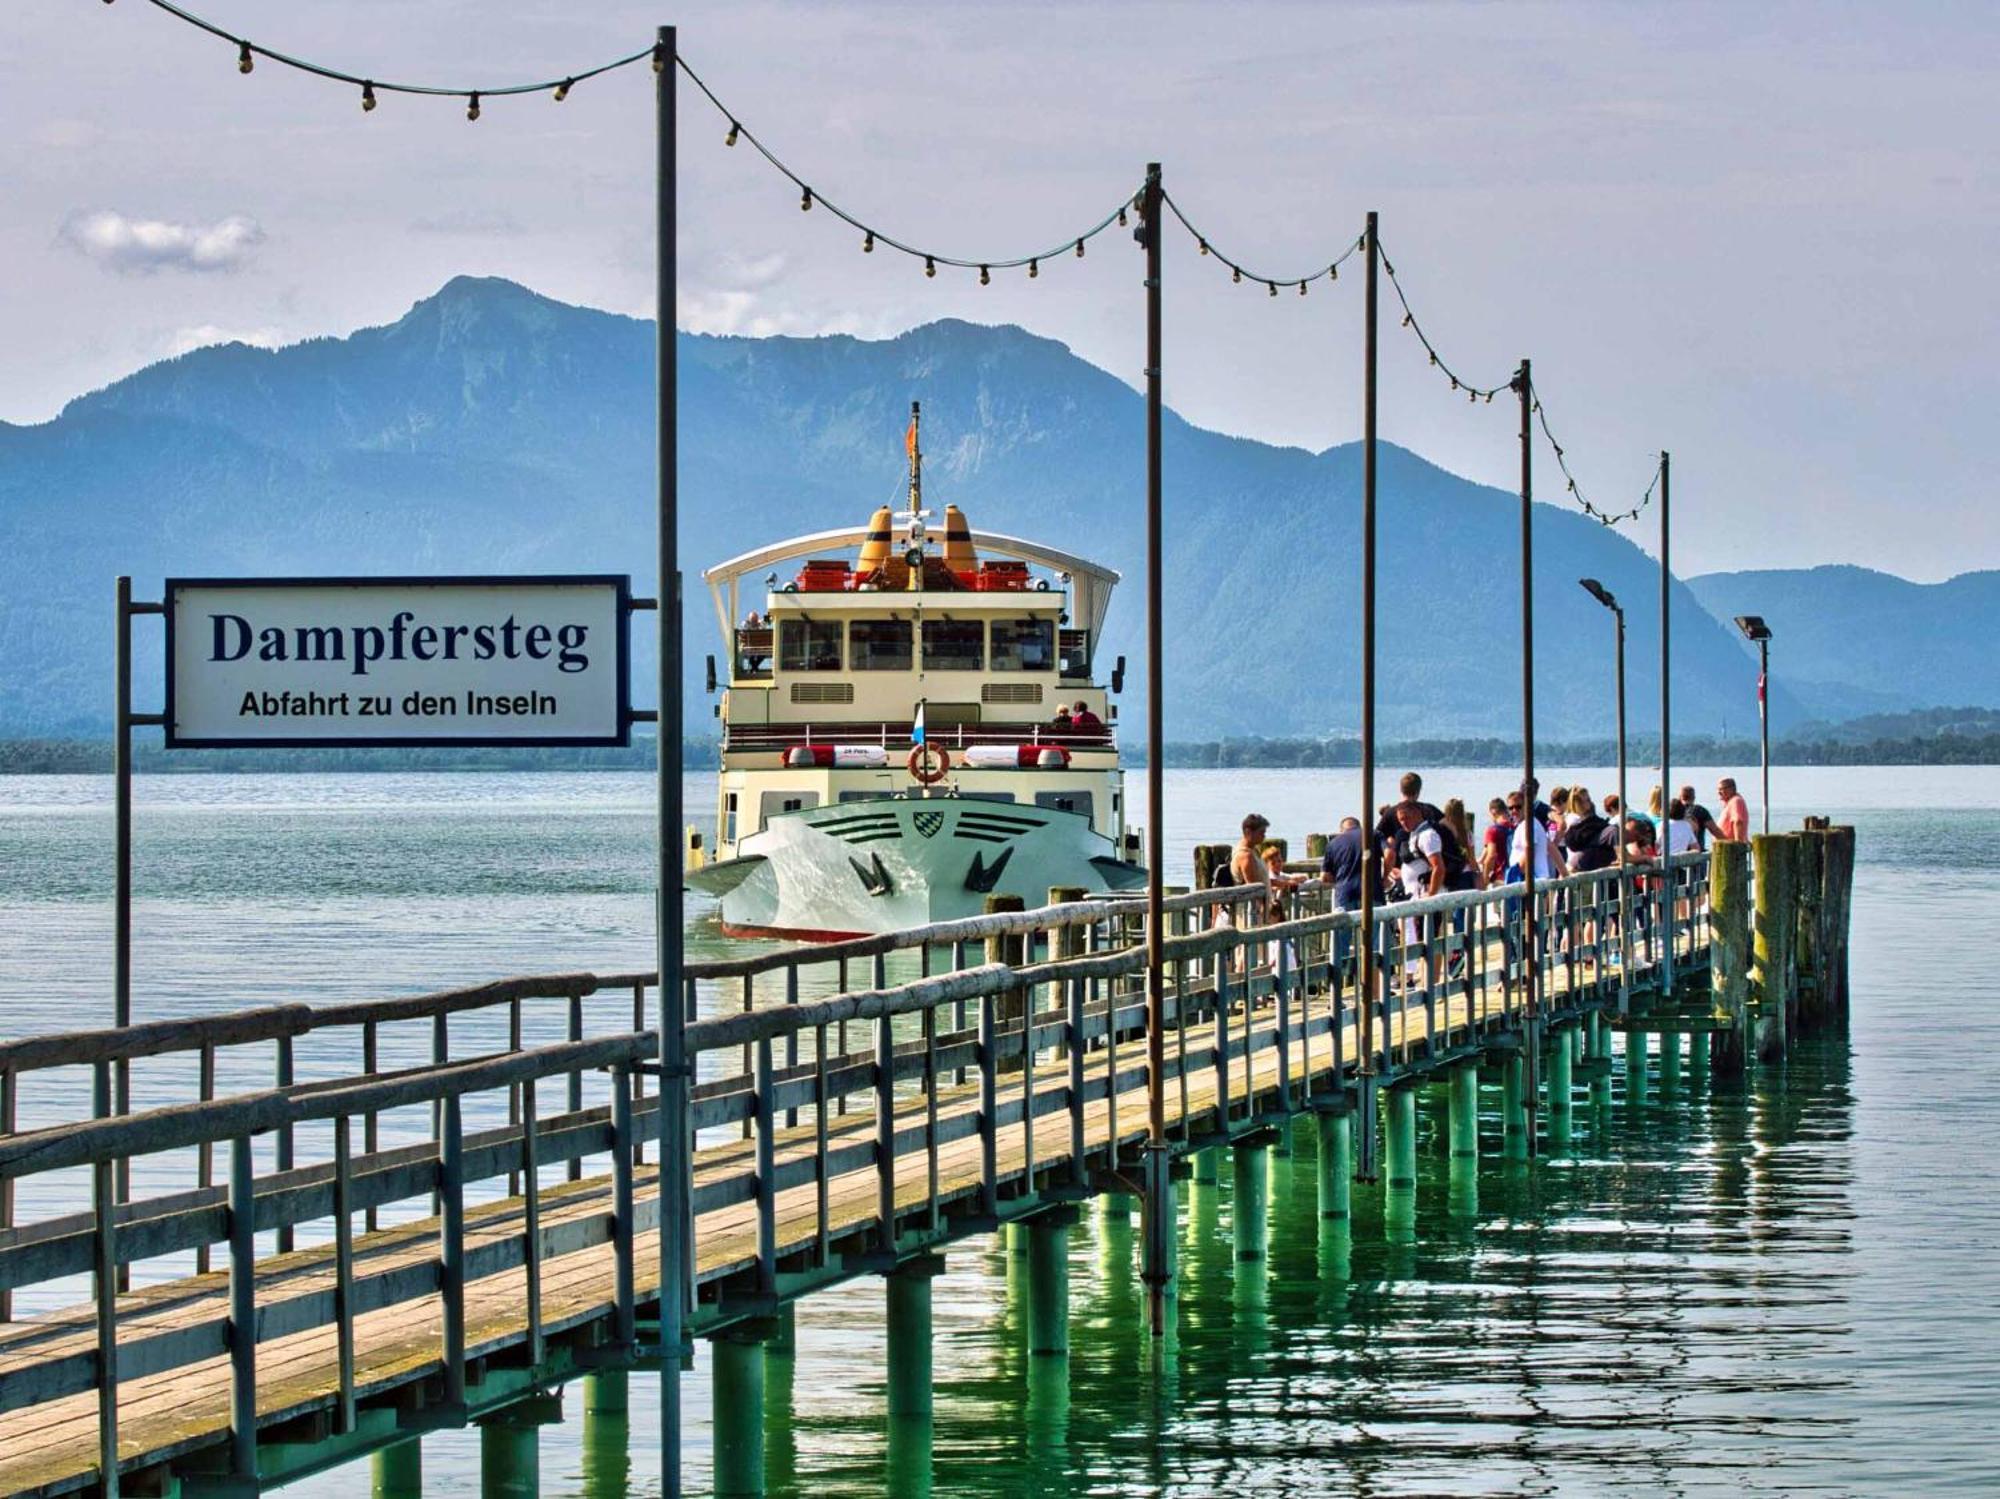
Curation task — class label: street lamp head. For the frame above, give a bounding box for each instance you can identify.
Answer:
[1579,577,1620,612]
[1734,614,1771,642]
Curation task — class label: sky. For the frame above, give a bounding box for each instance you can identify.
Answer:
[4,0,1995,581]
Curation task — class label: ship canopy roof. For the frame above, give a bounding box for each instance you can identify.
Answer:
[704,525,1121,645]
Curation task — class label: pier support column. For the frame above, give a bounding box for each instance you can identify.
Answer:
[1232,1140,1269,1260]
[478,1395,559,1499]
[580,1371,630,1499]
[1501,1054,1528,1161]
[1689,1030,1711,1077]
[1193,1147,1220,1185]
[1625,1031,1648,1105]
[712,1321,775,1498]
[1100,1191,1134,1223]
[373,1437,422,1499]
[886,1255,944,1416]
[1659,1030,1682,1096]
[1709,839,1753,1075]
[1448,1064,1479,1161]
[1385,1088,1417,1189]
[1315,1109,1352,1221]
[1027,1208,1076,1356]
[1548,1027,1573,1115]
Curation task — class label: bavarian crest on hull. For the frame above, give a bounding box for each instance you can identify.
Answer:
[686,400,1147,940]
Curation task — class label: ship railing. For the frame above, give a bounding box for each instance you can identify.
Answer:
[722,721,1117,753]
[0,855,1711,1485]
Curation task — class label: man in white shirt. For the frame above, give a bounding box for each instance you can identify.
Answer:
[1511,807,1564,880]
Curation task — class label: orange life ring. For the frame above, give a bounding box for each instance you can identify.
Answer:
[907,743,950,784]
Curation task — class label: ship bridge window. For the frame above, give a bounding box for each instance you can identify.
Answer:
[778,618,843,672]
[850,618,913,671]
[991,617,1056,672]
[1035,791,1093,820]
[759,790,820,829]
[921,619,985,672]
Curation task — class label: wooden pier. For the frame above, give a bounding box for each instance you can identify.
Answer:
[0,825,1854,1497]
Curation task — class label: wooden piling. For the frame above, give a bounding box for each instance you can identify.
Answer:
[1752,833,1797,1061]
[1825,824,1857,1015]
[1305,832,1330,860]
[1709,839,1752,1075]
[1192,844,1232,891]
[1794,831,1824,1029]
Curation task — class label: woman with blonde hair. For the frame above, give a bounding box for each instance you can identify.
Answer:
[1443,798,1484,890]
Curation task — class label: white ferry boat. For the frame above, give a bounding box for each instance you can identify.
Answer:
[688,405,1145,939]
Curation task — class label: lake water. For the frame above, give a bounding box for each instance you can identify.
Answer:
[1,766,1995,1495]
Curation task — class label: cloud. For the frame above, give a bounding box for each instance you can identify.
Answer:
[57,210,266,275]
[165,325,286,357]
[409,207,526,237]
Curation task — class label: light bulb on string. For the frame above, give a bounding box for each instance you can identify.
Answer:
[1232,266,1241,283]
[1198,240,1209,256]
[361,81,377,112]
[725,122,739,147]
[1074,239,1084,258]
[862,231,874,253]
[554,79,572,102]
[979,265,990,286]
[466,93,480,122]
[653,43,665,73]
[1402,313,1412,327]
[1429,351,1438,366]
[924,256,936,278]
[1328,264,1337,281]
[1468,389,1478,403]
[237,41,253,74]
[1118,207,1128,228]
[1028,259,1038,279]
[1299,280,1307,296]
[1268,281,1277,297]
[800,187,812,211]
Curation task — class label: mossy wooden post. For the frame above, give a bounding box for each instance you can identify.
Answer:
[1306,832,1330,861]
[1709,839,1751,1075]
[1192,844,1231,891]
[1752,834,1796,1062]
[1794,830,1824,1031]
[985,894,1028,1074]
[1826,825,1857,1015]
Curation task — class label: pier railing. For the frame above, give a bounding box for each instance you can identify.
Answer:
[0,853,1716,1495]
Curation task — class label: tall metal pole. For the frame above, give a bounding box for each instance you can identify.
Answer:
[1759,638,1771,835]
[1614,605,1630,1013]
[113,576,132,1051]
[1139,162,1171,1340]
[1514,360,1538,1155]
[653,24,688,1499]
[1356,210,1380,1181]
[1657,452,1673,994]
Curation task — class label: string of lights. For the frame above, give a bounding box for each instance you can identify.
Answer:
[1377,241,1510,403]
[675,54,1141,279]
[1529,387,1663,525]
[129,0,655,109]
[112,0,1665,523]
[1158,192,1365,297]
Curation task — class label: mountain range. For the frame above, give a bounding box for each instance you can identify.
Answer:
[0,275,1970,743]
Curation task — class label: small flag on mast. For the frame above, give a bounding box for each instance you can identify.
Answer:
[1757,671,1767,705]
[906,415,918,463]
[912,699,926,746]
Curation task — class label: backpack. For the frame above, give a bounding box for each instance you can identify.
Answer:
[1210,860,1235,889]
[1401,819,1469,882]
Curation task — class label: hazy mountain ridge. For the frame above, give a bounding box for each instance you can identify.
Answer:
[1687,565,2000,722]
[1,275,1838,740]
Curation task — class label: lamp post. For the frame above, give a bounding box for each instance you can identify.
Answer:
[1580,579,1629,1008]
[1734,615,1772,835]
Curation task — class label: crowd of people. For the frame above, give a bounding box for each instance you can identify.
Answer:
[1217,772,1755,927]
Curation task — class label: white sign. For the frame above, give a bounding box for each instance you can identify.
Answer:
[166,576,632,747]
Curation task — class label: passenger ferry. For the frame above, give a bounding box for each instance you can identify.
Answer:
[688,404,1145,939]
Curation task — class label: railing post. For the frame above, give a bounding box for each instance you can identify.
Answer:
[611,1064,637,1347]
[333,1116,357,1433]
[93,1150,120,1499]
[521,1078,545,1367]
[875,1010,898,1252]
[755,1037,777,1294]
[440,1093,467,1410]
[228,1134,258,1481]
[978,992,999,1220]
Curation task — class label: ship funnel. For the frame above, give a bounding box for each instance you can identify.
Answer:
[942,504,976,573]
[857,505,895,581]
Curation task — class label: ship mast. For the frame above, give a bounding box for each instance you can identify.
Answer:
[907,399,922,513]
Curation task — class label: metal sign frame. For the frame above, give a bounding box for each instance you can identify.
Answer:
[162,573,636,750]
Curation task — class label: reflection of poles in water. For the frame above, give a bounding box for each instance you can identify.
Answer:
[1024,1354,1072,1480]
[885,1416,933,1499]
